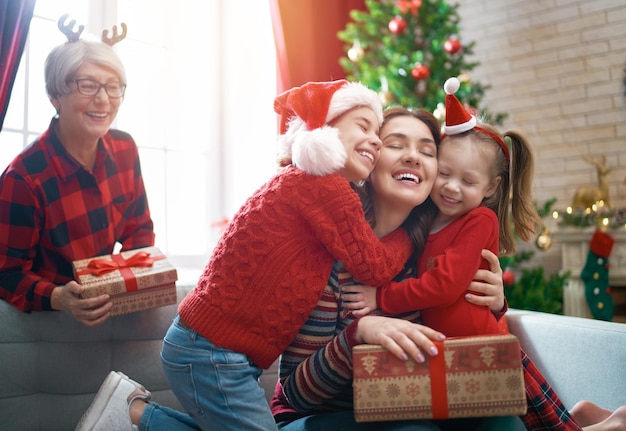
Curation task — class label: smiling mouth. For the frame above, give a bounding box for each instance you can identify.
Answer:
[87,112,108,118]
[358,151,374,163]
[393,173,421,184]
[441,195,460,204]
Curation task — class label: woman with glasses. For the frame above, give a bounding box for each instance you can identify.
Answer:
[0,35,154,327]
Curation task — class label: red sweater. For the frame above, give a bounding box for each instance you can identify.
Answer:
[179,167,413,369]
[377,206,501,336]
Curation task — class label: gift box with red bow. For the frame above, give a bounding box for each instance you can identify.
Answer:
[72,246,178,316]
[353,333,527,422]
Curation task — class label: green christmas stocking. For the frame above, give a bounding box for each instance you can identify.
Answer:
[581,230,615,321]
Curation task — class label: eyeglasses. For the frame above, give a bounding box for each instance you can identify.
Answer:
[71,78,126,98]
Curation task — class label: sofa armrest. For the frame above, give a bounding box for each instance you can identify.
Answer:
[507,309,626,412]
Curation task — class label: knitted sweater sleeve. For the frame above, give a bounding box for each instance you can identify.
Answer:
[279,289,361,412]
[378,208,498,314]
[278,263,423,412]
[297,172,413,286]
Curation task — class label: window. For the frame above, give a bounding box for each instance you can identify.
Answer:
[1,1,278,285]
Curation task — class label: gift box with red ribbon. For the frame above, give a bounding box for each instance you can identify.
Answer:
[72,246,178,316]
[353,334,527,422]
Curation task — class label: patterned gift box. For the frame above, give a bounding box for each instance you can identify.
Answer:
[72,246,178,316]
[353,334,527,422]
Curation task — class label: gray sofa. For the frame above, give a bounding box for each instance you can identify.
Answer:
[1,285,624,430]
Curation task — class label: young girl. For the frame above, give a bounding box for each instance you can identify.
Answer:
[76,80,435,431]
[346,77,541,337]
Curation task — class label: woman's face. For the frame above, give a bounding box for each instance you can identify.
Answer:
[332,106,383,182]
[369,115,438,211]
[51,62,123,144]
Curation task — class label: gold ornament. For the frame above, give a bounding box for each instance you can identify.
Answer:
[458,73,471,84]
[433,102,445,122]
[348,42,364,62]
[378,91,392,106]
[571,155,612,210]
[535,226,552,250]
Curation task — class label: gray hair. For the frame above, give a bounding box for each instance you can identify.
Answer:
[44,40,126,99]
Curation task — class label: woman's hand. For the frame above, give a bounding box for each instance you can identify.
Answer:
[341,284,378,317]
[51,281,113,327]
[466,249,505,313]
[356,315,445,363]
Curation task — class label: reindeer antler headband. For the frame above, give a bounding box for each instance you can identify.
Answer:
[57,13,127,46]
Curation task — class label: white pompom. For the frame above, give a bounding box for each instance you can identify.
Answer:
[444,77,460,95]
[292,126,347,176]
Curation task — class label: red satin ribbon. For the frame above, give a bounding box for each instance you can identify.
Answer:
[77,251,164,292]
[429,340,449,419]
[397,0,422,15]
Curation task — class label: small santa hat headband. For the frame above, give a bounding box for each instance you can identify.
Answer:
[442,77,510,163]
[274,80,383,176]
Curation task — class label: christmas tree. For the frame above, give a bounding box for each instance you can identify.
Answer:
[338,0,506,124]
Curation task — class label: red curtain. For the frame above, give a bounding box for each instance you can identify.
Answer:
[270,0,365,94]
[0,0,36,131]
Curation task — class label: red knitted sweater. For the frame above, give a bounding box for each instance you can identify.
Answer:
[178,166,413,369]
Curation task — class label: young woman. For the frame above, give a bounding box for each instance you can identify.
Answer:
[347,76,542,336]
[273,107,510,431]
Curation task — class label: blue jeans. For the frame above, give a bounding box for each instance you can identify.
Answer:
[156,314,277,431]
[277,411,442,431]
[139,402,200,431]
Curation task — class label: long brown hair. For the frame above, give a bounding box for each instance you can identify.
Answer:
[443,125,541,255]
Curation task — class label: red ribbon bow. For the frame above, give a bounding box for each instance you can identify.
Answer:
[397,0,422,15]
[77,251,164,292]
[79,251,157,276]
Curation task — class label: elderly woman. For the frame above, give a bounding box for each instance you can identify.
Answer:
[0,28,154,327]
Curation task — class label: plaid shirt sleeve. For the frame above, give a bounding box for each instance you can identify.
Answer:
[0,124,154,312]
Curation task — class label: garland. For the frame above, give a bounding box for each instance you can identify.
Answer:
[556,207,626,229]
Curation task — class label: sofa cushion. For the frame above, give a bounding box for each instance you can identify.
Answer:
[0,286,193,431]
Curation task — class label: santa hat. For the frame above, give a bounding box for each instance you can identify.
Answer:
[442,77,510,162]
[274,80,383,176]
[442,77,477,135]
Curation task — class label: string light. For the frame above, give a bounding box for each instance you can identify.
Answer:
[554,205,626,230]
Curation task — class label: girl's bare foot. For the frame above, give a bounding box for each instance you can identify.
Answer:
[582,406,626,431]
[572,400,613,427]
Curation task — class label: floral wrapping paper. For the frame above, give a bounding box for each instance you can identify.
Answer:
[353,334,527,422]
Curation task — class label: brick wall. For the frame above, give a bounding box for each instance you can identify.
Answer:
[455,0,626,274]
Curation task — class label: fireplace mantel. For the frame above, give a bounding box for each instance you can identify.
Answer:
[552,228,626,321]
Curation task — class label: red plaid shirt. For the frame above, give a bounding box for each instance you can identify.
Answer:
[0,118,154,312]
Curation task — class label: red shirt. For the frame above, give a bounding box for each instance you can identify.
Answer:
[0,118,154,311]
[378,206,502,336]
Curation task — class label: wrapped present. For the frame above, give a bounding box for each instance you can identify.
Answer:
[107,282,178,316]
[353,334,527,422]
[72,246,178,316]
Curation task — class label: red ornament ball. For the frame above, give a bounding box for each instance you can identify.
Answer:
[502,269,515,286]
[388,16,407,34]
[444,38,462,54]
[411,64,430,80]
